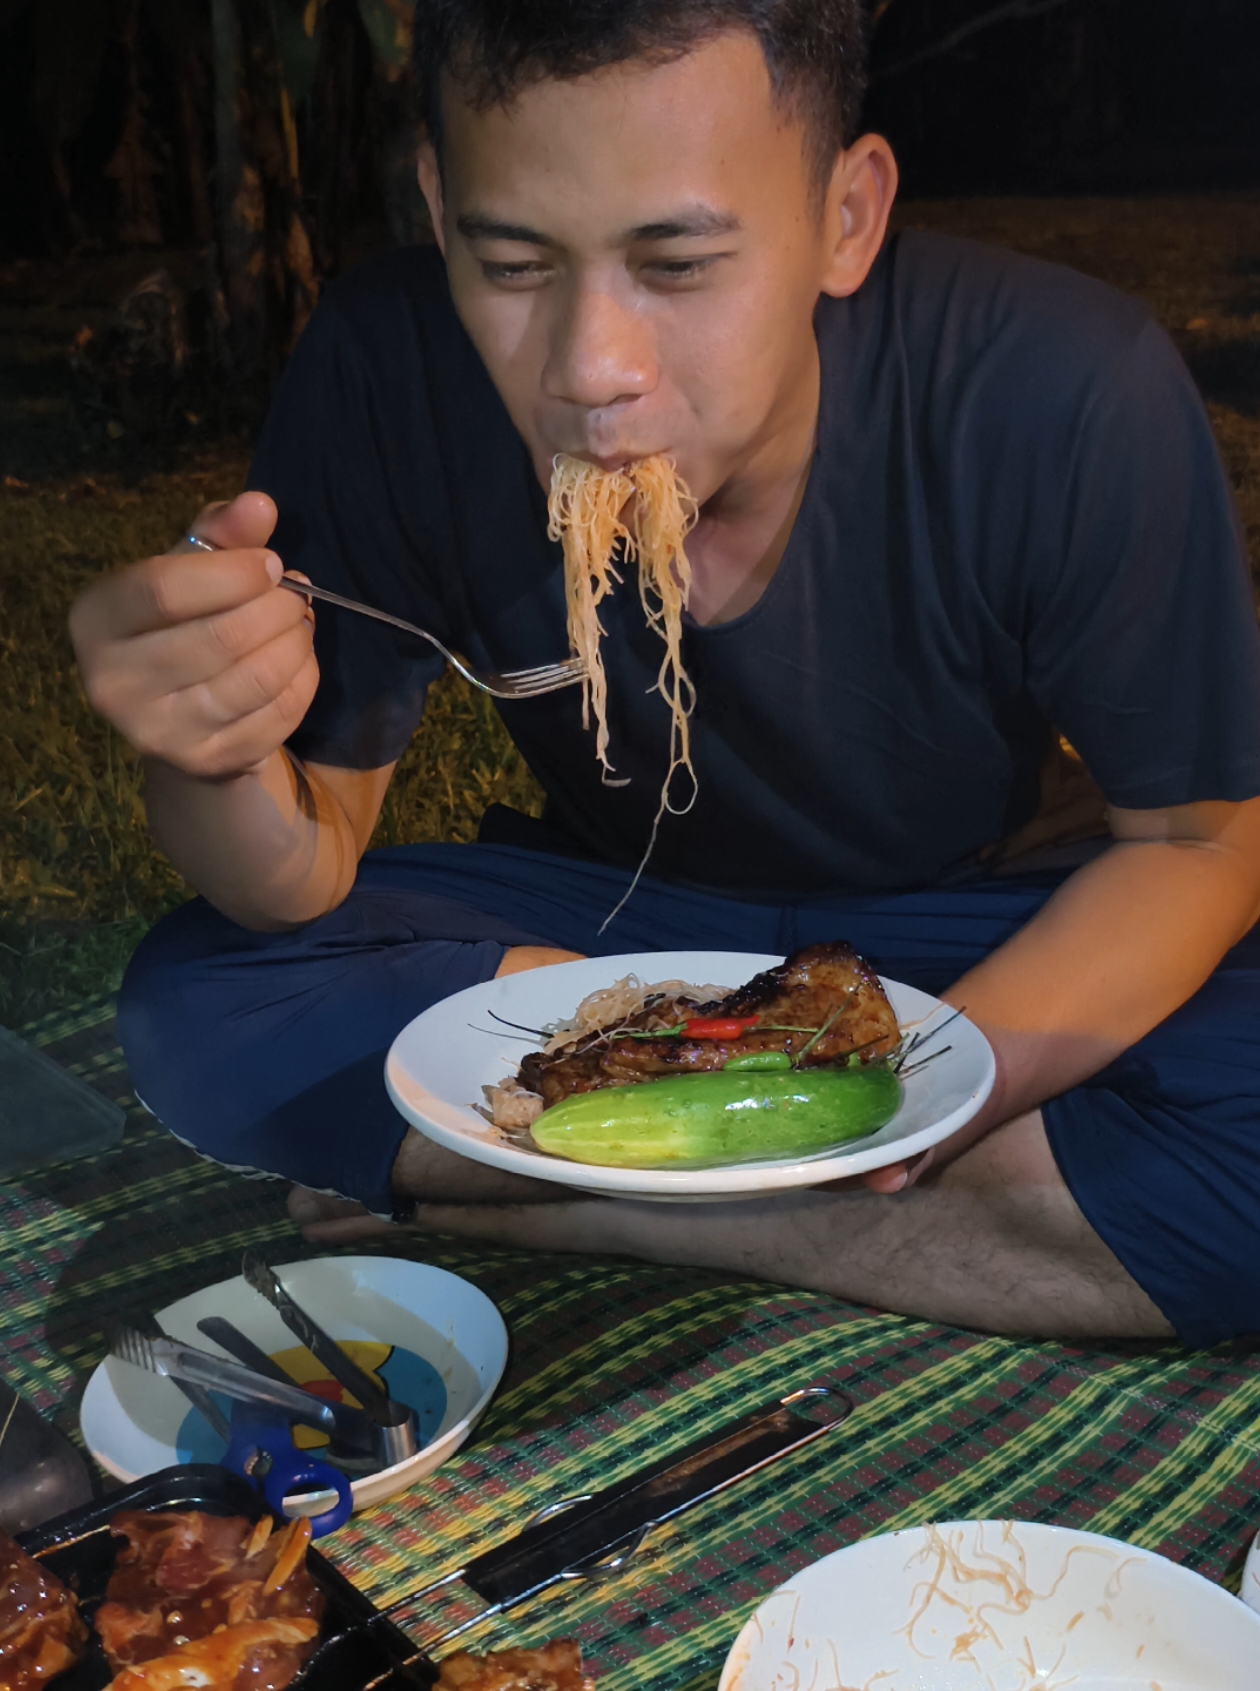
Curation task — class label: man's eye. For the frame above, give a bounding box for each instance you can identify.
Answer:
[643,256,721,284]
[480,260,550,284]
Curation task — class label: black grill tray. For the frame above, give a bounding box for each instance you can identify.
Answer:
[19,1465,435,1691]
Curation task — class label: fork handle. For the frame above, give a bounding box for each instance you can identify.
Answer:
[278,577,443,651]
[184,544,441,656]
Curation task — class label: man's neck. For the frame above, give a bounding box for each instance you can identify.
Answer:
[684,348,820,628]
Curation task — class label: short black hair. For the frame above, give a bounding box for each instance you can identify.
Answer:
[413,0,869,191]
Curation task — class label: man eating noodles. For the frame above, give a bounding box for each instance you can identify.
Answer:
[69,0,1260,1347]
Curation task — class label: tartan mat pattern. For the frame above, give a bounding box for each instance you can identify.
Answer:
[4,995,1260,1690]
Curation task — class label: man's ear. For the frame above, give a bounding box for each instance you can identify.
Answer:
[417,141,447,256]
[819,134,899,299]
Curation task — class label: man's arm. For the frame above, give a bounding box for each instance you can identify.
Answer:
[69,492,396,932]
[931,792,1260,1164]
[143,753,395,931]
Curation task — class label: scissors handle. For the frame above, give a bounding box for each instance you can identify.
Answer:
[223,1410,354,1537]
[256,1447,354,1538]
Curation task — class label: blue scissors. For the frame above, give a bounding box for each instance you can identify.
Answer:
[190,1318,358,1537]
[221,1398,354,1537]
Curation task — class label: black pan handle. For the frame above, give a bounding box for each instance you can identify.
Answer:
[459,1384,852,1611]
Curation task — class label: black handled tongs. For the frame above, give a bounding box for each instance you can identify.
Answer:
[240,1253,413,1432]
[349,1383,853,1683]
[110,1326,419,1470]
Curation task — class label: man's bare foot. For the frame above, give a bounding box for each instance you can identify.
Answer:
[286,1185,399,1245]
[288,950,583,1244]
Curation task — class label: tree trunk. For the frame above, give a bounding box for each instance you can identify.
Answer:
[236,0,319,353]
[208,0,319,375]
[209,0,267,373]
[177,45,215,248]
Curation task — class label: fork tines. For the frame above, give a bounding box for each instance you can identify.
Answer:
[498,657,587,696]
[507,658,585,680]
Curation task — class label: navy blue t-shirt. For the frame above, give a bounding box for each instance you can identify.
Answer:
[252,231,1260,897]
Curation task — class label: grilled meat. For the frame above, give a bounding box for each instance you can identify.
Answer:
[96,1512,322,1691]
[518,942,899,1110]
[0,1527,87,1691]
[434,1640,594,1691]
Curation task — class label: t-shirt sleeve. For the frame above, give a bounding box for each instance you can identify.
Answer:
[248,287,449,770]
[1024,318,1260,809]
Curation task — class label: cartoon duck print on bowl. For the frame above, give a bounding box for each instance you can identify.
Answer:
[175,1340,448,1467]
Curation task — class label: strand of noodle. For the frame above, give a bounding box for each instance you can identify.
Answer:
[628,453,699,812]
[547,452,700,928]
[547,456,633,777]
[598,455,700,929]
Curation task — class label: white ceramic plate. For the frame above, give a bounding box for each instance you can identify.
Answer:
[80,1255,507,1515]
[1241,1525,1260,1615]
[386,951,994,1200]
[720,1520,1260,1690]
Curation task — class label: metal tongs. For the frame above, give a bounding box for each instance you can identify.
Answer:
[110,1326,419,1465]
[238,1252,410,1435]
[111,1255,423,1538]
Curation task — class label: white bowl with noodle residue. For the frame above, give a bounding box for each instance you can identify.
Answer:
[718,1519,1260,1691]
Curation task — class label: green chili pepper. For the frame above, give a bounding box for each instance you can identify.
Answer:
[722,1051,793,1071]
[530,1064,901,1169]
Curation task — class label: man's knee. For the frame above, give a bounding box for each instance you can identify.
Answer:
[117,902,219,1095]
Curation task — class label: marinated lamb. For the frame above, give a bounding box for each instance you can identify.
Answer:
[95,1511,322,1691]
[434,1640,595,1691]
[0,1528,87,1691]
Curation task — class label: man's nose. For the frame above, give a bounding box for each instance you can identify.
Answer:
[542,281,656,412]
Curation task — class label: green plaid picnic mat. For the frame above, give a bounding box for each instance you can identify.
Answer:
[5,997,1260,1691]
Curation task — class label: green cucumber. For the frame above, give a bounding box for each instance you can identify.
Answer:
[529,1064,901,1169]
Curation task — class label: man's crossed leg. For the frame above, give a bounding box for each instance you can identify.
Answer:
[119,842,1260,1350]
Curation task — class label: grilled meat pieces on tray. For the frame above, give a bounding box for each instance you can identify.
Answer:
[519,941,899,1110]
[96,1511,322,1691]
[0,1527,87,1691]
[435,1640,594,1691]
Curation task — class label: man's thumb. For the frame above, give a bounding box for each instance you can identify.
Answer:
[192,491,278,552]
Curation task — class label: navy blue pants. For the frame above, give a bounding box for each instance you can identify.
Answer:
[118,843,1260,1348]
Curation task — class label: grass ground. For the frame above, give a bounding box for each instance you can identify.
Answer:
[3,196,1258,1025]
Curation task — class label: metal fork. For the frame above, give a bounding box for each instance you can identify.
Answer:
[175,533,586,701]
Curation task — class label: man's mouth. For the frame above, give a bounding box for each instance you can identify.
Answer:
[556,449,670,473]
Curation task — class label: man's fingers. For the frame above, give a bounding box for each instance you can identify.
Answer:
[121,577,313,692]
[817,1147,935,1196]
[154,652,321,779]
[861,1163,911,1194]
[77,549,283,647]
[179,621,317,730]
[857,1149,936,1195]
[192,490,277,552]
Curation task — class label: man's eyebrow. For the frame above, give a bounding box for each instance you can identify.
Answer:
[622,209,742,242]
[454,208,742,246]
[456,214,551,244]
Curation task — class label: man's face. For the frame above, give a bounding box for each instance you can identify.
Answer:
[424,32,849,505]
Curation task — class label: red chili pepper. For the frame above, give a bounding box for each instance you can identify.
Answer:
[682,1015,761,1040]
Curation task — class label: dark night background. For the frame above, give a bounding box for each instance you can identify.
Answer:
[0,0,1256,265]
[866,0,1259,195]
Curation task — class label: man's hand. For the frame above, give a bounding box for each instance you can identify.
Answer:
[847,791,1260,1196]
[68,492,318,781]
